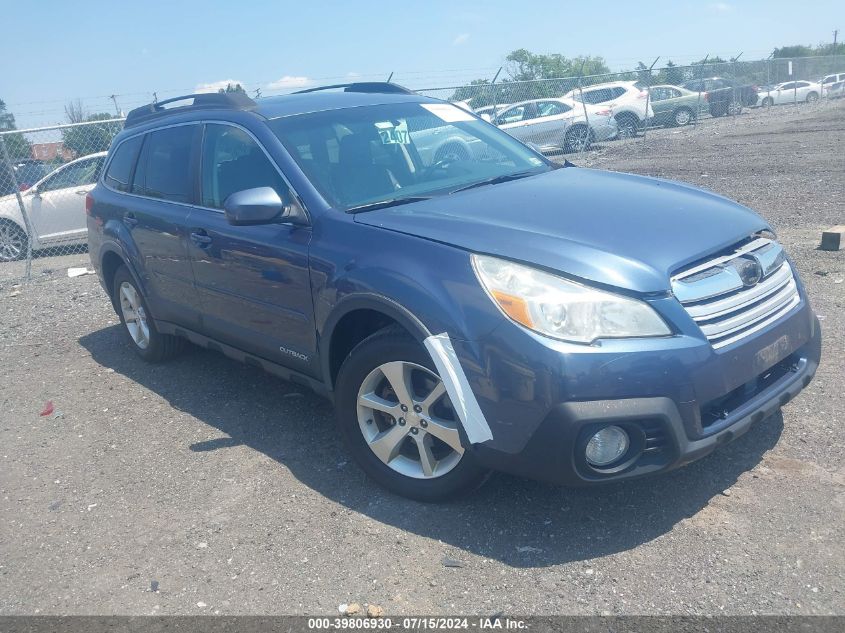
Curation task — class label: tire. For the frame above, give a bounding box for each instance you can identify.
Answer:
[727,100,743,116]
[335,326,490,501]
[672,107,694,127]
[761,97,774,107]
[615,114,639,139]
[0,220,28,263]
[806,92,819,103]
[112,265,183,362]
[563,125,592,153]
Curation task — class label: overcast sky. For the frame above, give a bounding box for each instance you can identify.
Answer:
[2,0,842,128]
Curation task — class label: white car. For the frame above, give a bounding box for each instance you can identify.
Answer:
[492,97,618,153]
[820,72,845,97]
[758,81,821,106]
[0,152,106,262]
[825,80,845,99]
[561,81,654,139]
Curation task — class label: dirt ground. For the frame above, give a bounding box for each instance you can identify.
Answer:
[1,100,843,616]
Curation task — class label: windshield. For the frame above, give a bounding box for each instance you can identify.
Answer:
[268,101,551,211]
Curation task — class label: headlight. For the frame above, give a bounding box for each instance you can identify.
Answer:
[471,254,671,344]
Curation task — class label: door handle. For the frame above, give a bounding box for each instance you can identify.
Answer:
[123,213,139,228]
[190,231,213,246]
[75,190,88,196]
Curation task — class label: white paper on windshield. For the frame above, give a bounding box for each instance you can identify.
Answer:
[374,120,411,144]
[420,103,476,123]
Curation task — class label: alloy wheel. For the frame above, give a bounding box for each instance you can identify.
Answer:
[356,360,464,479]
[0,223,25,262]
[674,109,692,126]
[566,127,590,152]
[118,281,151,349]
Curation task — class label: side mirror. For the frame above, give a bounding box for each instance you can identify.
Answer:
[480,113,493,123]
[223,187,287,226]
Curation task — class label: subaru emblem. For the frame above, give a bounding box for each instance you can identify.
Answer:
[734,256,763,287]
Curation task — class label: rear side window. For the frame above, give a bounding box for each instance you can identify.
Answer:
[133,126,196,203]
[200,124,289,209]
[104,136,142,192]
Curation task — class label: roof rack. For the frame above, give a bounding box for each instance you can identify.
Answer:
[293,82,415,95]
[124,92,257,128]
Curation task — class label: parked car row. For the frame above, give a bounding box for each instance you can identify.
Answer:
[469,70,839,153]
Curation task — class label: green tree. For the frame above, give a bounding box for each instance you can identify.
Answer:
[505,49,609,81]
[62,112,122,157]
[0,98,32,160]
[218,83,246,94]
[655,60,686,86]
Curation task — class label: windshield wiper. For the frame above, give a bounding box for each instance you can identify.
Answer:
[449,170,537,194]
[345,196,432,214]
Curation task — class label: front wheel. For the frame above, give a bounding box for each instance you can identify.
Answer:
[761,96,774,107]
[0,220,28,263]
[615,114,639,139]
[112,266,184,362]
[335,327,490,501]
[727,100,743,116]
[806,92,819,103]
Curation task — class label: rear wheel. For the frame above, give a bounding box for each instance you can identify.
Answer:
[806,91,819,103]
[335,327,490,501]
[615,114,639,139]
[563,125,592,152]
[113,266,183,362]
[672,107,694,127]
[0,220,28,263]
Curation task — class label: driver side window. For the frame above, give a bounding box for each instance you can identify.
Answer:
[496,106,526,124]
[201,124,289,209]
[39,157,104,193]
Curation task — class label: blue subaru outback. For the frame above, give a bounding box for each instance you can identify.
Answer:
[87,83,821,501]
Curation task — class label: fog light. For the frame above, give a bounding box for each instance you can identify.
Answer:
[585,426,629,467]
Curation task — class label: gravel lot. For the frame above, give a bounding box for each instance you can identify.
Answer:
[1,100,843,616]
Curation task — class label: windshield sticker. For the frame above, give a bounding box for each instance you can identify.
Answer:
[375,120,410,144]
[420,103,476,123]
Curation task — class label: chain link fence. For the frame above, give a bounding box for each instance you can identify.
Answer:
[2,55,842,286]
[1,117,124,285]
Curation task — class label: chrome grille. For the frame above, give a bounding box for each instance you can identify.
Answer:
[671,238,801,349]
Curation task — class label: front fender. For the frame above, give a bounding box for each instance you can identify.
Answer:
[310,217,506,386]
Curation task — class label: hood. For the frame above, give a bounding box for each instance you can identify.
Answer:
[353,167,768,294]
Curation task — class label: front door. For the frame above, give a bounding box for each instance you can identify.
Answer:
[28,154,105,245]
[187,123,316,376]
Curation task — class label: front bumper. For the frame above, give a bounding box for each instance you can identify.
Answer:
[455,293,821,485]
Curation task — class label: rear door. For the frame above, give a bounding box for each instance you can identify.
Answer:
[186,122,316,375]
[122,124,203,327]
[525,101,573,146]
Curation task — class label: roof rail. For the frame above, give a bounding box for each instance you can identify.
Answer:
[293,82,415,95]
[124,92,257,128]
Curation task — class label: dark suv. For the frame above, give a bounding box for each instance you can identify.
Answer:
[88,85,820,501]
[682,77,759,117]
